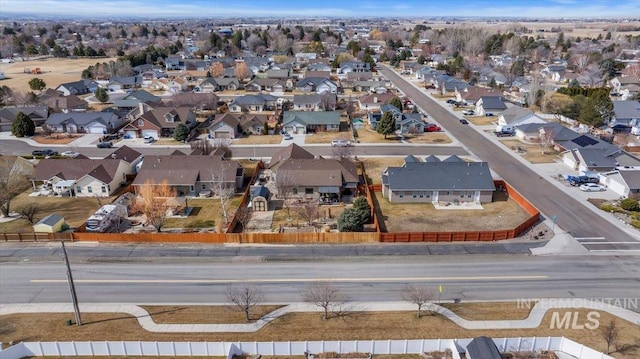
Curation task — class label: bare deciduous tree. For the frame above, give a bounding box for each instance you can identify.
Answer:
[234,62,249,82]
[226,285,265,322]
[0,159,31,217]
[19,203,39,224]
[302,281,349,320]
[294,201,320,226]
[275,171,296,220]
[211,162,236,224]
[401,284,434,318]
[601,320,619,354]
[132,179,177,232]
[538,127,555,154]
[234,205,252,232]
[209,62,224,78]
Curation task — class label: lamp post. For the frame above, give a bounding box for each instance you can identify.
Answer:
[61,240,82,326]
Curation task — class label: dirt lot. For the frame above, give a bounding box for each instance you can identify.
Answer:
[0,57,117,92]
[270,200,347,231]
[500,139,561,164]
[371,190,531,233]
[1,307,638,359]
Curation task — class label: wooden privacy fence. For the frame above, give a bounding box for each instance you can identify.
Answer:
[2,232,72,242]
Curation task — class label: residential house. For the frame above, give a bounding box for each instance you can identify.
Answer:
[435,74,468,95]
[45,112,124,134]
[497,107,546,128]
[208,113,241,139]
[282,111,341,134]
[195,77,240,92]
[33,158,131,197]
[351,118,365,130]
[600,167,640,198]
[381,156,495,204]
[397,113,424,133]
[455,86,501,106]
[610,76,640,100]
[245,79,286,93]
[610,100,640,128]
[401,61,421,75]
[106,145,143,174]
[237,114,271,135]
[292,93,337,111]
[165,57,184,71]
[0,106,48,131]
[271,144,359,202]
[542,64,567,82]
[306,62,332,72]
[0,156,35,184]
[475,96,507,116]
[40,89,87,112]
[295,52,317,64]
[123,106,197,139]
[346,71,373,81]
[112,90,162,109]
[465,336,502,359]
[562,147,640,173]
[295,77,338,94]
[228,94,278,113]
[107,76,143,92]
[339,61,370,75]
[132,154,243,196]
[56,80,97,96]
[266,68,292,80]
[349,80,388,93]
[32,214,65,233]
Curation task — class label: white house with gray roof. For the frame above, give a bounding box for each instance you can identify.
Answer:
[610,100,640,128]
[282,111,341,134]
[295,77,338,94]
[600,167,640,198]
[475,96,507,116]
[381,156,495,204]
[45,112,124,134]
[497,107,546,128]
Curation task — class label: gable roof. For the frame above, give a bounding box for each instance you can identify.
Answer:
[478,96,507,110]
[106,145,142,163]
[269,143,315,169]
[295,77,336,88]
[0,106,48,123]
[466,336,502,359]
[619,169,640,190]
[282,111,341,126]
[459,86,500,102]
[33,159,123,183]
[35,213,64,226]
[133,155,240,186]
[277,157,359,187]
[139,106,195,129]
[382,157,495,191]
[500,106,538,124]
[46,112,119,126]
[358,93,396,105]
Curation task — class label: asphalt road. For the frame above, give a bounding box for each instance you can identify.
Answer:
[1,255,637,304]
[378,66,636,242]
[0,139,468,158]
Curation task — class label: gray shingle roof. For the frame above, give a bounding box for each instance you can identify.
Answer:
[613,100,640,121]
[282,111,341,126]
[619,169,640,190]
[466,336,502,359]
[384,157,494,191]
[36,213,64,227]
[45,112,119,126]
[479,96,507,110]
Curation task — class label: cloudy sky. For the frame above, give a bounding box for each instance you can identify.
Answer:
[1,0,639,18]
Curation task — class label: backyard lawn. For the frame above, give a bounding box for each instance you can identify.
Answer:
[163,196,243,229]
[360,158,405,185]
[371,190,531,233]
[270,200,346,231]
[0,191,103,233]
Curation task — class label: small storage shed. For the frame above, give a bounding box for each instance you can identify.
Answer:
[33,213,65,233]
[250,185,270,211]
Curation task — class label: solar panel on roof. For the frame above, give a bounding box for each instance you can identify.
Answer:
[571,135,599,147]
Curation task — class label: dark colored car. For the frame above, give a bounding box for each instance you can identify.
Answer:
[459,119,469,124]
[32,149,59,157]
[495,130,515,137]
[97,141,113,148]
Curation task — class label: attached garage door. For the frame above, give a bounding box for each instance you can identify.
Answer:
[87,126,106,134]
[141,130,158,139]
[215,131,231,138]
[125,130,137,139]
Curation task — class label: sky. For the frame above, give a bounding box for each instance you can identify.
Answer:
[1,0,639,18]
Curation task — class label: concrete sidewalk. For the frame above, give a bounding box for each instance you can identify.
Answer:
[2,299,638,333]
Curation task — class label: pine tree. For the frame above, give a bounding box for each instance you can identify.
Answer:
[11,112,35,138]
[377,111,396,139]
[173,123,189,142]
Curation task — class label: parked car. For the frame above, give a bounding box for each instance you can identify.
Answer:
[495,130,515,137]
[566,175,599,186]
[60,151,80,158]
[446,99,457,104]
[283,134,293,140]
[462,109,475,116]
[97,141,113,148]
[32,149,58,157]
[331,139,350,147]
[485,112,494,116]
[459,119,469,124]
[424,124,442,132]
[580,183,606,192]
[143,137,156,144]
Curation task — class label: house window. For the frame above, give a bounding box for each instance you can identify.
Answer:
[425,192,430,198]
[293,188,298,194]
[305,188,313,195]
[165,114,174,122]
[202,184,206,190]
[398,191,404,199]
[76,186,82,193]
[102,186,107,193]
[468,192,473,198]
[87,186,93,193]
[412,192,417,198]
[138,119,144,126]
[419,192,424,198]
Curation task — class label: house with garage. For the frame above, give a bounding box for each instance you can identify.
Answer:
[292,93,337,111]
[106,145,143,174]
[195,77,240,92]
[295,77,338,94]
[33,158,132,197]
[112,90,162,110]
[358,93,397,113]
[45,112,124,134]
[562,146,640,173]
[40,89,88,113]
[306,62,331,72]
[270,144,359,203]
[0,106,49,131]
[600,167,640,198]
[381,155,496,204]
[397,113,424,133]
[56,80,97,96]
[434,74,468,95]
[455,86,501,106]
[107,76,143,92]
[208,113,241,139]
[245,79,286,93]
[475,96,507,116]
[282,111,341,134]
[497,106,546,128]
[349,80,388,94]
[123,106,197,139]
[132,154,243,197]
[610,100,640,129]
[610,76,640,100]
[228,94,278,113]
[295,52,317,64]
[338,61,370,75]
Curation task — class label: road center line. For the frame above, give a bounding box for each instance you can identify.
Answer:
[30,275,548,284]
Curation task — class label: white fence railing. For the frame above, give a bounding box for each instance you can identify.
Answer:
[0,337,613,359]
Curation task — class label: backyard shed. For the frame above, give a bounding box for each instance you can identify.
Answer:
[250,185,270,211]
[32,214,65,233]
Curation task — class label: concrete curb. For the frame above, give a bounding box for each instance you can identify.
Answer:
[2,299,638,333]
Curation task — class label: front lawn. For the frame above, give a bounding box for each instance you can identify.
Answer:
[404,132,452,144]
[356,129,402,143]
[304,131,351,144]
[233,135,283,145]
[466,115,497,126]
[0,191,103,233]
[500,139,561,164]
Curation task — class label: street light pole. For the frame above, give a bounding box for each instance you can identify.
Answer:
[61,240,82,326]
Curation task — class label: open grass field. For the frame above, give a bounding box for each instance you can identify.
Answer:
[0,191,103,233]
[0,57,117,93]
[1,307,638,359]
[500,139,561,164]
[371,190,531,232]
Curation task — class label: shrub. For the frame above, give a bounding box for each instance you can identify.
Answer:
[620,198,639,211]
[630,220,640,229]
[599,204,619,212]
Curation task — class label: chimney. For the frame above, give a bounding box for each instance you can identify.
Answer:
[373,96,378,103]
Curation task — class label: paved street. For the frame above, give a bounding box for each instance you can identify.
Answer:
[0,255,637,304]
[378,66,639,245]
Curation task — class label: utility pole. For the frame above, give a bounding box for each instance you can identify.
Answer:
[61,240,82,326]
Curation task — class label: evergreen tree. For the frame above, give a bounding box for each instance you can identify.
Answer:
[95,87,109,103]
[388,97,403,111]
[173,123,189,142]
[377,111,396,139]
[337,208,366,232]
[11,112,35,138]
